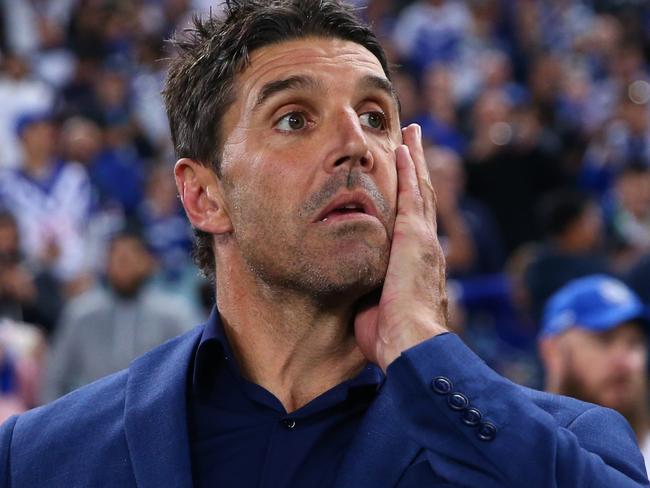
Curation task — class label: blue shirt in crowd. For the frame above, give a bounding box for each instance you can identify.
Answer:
[188,309,384,488]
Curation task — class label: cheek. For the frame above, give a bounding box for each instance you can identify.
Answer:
[226,159,308,227]
[569,348,606,381]
[376,134,397,156]
[628,350,647,375]
[221,126,261,171]
[376,144,398,208]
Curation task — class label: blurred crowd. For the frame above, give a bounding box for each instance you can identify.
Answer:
[1,0,650,423]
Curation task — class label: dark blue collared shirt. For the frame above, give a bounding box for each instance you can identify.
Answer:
[188,308,384,488]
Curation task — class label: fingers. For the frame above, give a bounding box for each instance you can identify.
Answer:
[395,144,423,217]
[398,124,437,227]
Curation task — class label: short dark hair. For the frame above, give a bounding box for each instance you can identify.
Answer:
[163,0,390,280]
[538,189,593,238]
[107,227,153,256]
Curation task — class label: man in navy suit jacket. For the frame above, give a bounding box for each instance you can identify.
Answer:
[1,1,649,486]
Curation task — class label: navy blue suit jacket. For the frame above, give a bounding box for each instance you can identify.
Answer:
[1,324,648,487]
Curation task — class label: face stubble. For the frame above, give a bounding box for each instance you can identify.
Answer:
[558,348,647,433]
[223,167,395,303]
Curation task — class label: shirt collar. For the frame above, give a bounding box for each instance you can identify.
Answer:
[192,306,234,394]
[192,306,384,398]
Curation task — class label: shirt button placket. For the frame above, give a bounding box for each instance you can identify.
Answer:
[281,418,296,430]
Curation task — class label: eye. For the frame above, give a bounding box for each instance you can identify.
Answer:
[359,111,387,131]
[276,112,307,131]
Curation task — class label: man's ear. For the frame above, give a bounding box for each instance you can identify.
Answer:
[174,158,233,234]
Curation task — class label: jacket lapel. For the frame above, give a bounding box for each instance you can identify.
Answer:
[122,321,421,488]
[124,326,204,488]
[335,390,421,488]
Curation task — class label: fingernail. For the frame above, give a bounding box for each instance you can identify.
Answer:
[415,124,422,139]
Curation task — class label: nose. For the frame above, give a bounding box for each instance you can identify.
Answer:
[324,109,374,173]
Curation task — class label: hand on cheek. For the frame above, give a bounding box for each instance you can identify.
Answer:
[354,124,449,372]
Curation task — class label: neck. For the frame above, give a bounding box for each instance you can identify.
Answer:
[24,152,51,177]
[214,251,367,413]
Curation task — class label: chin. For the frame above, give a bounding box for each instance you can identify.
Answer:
[241,229,389,299]
[315,253,387,298]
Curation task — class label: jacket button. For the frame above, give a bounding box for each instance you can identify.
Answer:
[282,418,296,429]
[462,407,482,426]
[448,392,469,411]
[477,421,497,441]
[431,376,453,395]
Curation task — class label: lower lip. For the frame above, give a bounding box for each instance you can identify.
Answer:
[317,212,379,224]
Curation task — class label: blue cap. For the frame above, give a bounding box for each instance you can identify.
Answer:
[14,111,52,137]
[540,275,649,338]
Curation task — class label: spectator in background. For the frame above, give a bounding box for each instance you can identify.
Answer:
[476,49,527,108]
[0,54,54,168]
[62,111,144,217]
[0,319,46,423]
[612,94,650,166]
[603,163,650,269]
[93,116,146,217]
[467,88,514,162]
[58,55,101,122]
[59,112,145,211]
[131,35,174,159]
[417,64,467,154]
[524,189,611,322]
[625,252,650,306]
[355,0,396,44]
[425,145,503,278]
[0,211,62,336]
[137,164,203,310]
[138,164,193,271]
[86,66,150,215]
[581,95,650,196]
[41,230,199,403]
[573,14,622,127]
[59,116,127,273]
[0,112,92,291]
[391,0,473,76]
[59,116,103,170]
[465,89,567,253]
[539,275,650,470]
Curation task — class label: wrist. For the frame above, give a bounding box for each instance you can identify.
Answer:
[379,318,447,370]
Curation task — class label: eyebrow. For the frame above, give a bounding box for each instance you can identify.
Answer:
[252,73,399,113]
[254,75,322,111]
[357,74,399,108]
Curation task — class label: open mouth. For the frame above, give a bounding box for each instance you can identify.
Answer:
[315,192,378,223]
[321,204,366,222]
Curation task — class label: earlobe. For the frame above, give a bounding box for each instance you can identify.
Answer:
[174,158,233,234]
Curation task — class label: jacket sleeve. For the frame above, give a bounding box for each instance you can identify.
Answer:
[385,333,650,487]
[0,415,17,488]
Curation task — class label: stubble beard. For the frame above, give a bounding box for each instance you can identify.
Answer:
[229,169,394,303]
[559,364,648,434]
[238,221,390,303]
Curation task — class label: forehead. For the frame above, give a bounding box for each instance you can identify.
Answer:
[568,321,646,344]
[235,37,388,98]
[111,237,145,254]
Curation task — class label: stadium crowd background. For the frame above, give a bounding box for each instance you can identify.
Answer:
[1,0,650,418]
